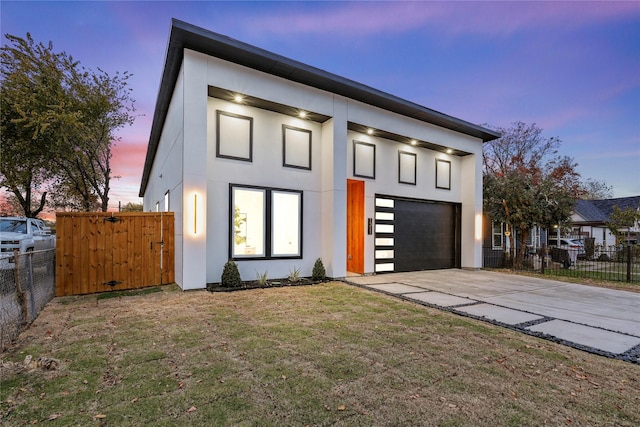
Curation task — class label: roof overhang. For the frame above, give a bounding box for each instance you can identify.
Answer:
[140,19,500,196]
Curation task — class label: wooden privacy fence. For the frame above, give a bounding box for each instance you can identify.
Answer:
[56,212,174,296]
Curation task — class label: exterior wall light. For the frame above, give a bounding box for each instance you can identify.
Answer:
[475,214,483,241]
[193,194,198,234]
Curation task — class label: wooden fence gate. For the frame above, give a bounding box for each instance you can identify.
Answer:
[56,212,174,296]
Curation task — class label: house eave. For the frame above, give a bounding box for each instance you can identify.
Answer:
[139,19,500,196]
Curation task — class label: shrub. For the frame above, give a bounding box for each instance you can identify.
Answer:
[288,266,301,282]
[312,258,326,281]
[221,259,242,288]
[255,270,269,286]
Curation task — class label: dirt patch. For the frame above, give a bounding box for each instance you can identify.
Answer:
[1,282,639,425]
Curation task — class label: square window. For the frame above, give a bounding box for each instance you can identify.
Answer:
[398,151,417,185]
[436,159,451,190]
[217,111,253,162]
[353,141,376,179]
[283,125,312,170]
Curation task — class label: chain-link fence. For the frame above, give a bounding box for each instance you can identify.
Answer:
[1,249,55,350]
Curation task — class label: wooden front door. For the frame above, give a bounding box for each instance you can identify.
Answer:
[347,179,364,274]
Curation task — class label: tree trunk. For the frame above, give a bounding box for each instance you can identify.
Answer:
[515,227,530,269]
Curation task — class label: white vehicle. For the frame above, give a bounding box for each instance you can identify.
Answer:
[548,237,585,266]
[0,217,55,267]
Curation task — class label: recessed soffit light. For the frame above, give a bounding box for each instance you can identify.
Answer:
[367,128,374,135]
[234,94,243,103]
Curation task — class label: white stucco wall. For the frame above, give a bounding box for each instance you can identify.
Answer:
[143,64,186,286]
[144,49,485,289]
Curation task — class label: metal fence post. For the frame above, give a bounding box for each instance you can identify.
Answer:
[14,252,28,327]
[627,245,632,283]
[26,252,36,321]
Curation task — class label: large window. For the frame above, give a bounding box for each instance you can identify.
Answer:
[230,185,302,259]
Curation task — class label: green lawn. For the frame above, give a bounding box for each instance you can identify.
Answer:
[1,282,639,426]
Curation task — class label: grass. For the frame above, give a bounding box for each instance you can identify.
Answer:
[1,282,639,425]
[488,268,640,293]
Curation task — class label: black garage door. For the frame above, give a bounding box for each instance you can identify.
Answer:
[374,196,461,273]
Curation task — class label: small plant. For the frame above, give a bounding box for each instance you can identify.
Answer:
[288,266,301,283]
[312,258,326,281]
[255,270,269,286]
[221,259,242,288]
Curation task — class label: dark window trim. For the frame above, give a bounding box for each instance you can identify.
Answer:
[398,150,417,185]
[282,124,312,170]
[216,110,253,162]
[229,183,303,261]
[435,158,451,190]
[353,140,376,179]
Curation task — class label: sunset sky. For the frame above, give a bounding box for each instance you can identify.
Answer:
[2,1,639,211]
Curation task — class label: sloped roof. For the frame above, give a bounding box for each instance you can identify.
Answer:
[139,19,500,196]
[574,199,607,222]
[574,196,640,224]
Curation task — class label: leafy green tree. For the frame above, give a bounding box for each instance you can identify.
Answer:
[0,33,134,216]
[483,122,582,268]
[120,202,143,212]
[0,34,74,217]
[606,206,640,245]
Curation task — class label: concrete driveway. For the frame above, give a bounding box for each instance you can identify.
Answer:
[346,269,640,363]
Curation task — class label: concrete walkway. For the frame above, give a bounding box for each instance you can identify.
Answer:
[345,270,640,363]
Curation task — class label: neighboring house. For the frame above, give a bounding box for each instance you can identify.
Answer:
[481,217,549,267]
[139,20,500,290]
[571,196,640,247]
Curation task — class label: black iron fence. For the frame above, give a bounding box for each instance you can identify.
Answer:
[0,249,55,350]
[483,245,640,283]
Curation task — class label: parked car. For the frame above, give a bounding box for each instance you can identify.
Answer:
[0,217,55,267]
[548,237,586,265]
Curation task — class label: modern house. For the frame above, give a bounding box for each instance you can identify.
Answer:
[139,19,500,290]
[571,196,640,247]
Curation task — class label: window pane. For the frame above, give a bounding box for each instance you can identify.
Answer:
[375,198,394,208]
[232,188,265,257]
[492,222,503,249]
[272,191,301,256]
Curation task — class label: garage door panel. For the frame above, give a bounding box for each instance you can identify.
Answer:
[375,196,460,272]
